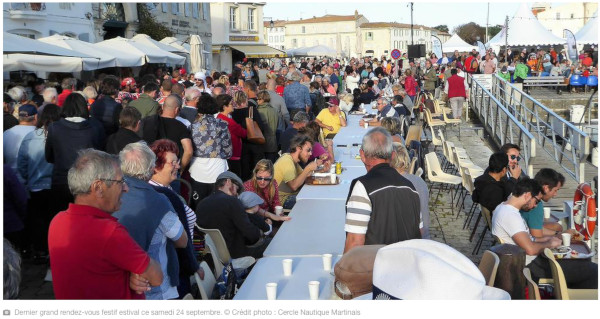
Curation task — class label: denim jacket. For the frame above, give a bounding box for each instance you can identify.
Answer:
[17,128,53,191]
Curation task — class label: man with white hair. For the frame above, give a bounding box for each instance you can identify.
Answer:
[37,87,58,115]
[283,71,312,119]
[114,142,188,300]
[180,87,200,124]
[344,127,421,253]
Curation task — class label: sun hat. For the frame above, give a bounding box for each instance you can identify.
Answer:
[216,171,244,190]
[238,191,264,209]
[371,239,511,300]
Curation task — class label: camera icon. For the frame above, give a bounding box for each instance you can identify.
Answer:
[3,309,10,316]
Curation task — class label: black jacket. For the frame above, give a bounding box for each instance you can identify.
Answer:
[472,173,512,213]
[90,95,122,136]
[106,127,142,155]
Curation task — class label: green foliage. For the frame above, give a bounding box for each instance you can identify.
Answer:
[487,25,503,40]
[136,3,172,41]
[433,25,449,33]
[452,22,485,45]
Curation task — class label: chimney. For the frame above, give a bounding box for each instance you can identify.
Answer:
[354,10,358,19]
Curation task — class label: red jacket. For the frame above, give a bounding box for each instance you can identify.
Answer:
[404,76,417,96]
[57,89,72,107]
[217,113,246,160]
[447,75,467,98]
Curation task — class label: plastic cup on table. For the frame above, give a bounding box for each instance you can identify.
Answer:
[266,282,277,300]
[561,233,571,247]
[543,207,551,219]
[322,254,332,271]
[330,174,336,184]
[308,281,320,300]
[282,259,293,276]
[364,122,368,129]
[275,205,283,216]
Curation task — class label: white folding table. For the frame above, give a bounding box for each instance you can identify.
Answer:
[296,166,366,201]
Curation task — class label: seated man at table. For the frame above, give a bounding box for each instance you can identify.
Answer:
[315,98,347,138]
[273,135,321,209]
[492,178,597,289]
[500,143,529,185]
[472,152,512,213]
[358,97,398,128]
[196,171,269,259]
[343,127,421,253]
[521,168,565,238]
[279,111,309,153]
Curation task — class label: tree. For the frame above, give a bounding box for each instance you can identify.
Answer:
[136,3,172,41]
[452,22,485,44]
[487,24,503,41]
[433,25,449,33]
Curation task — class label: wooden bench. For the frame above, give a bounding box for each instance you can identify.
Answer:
[523,76,567,95]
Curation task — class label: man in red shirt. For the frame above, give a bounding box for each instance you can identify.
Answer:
[444,68,468,120]
[56,78,76,107]
[48,149,162,299]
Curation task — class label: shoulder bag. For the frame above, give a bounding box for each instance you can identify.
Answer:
[245,106,265,144]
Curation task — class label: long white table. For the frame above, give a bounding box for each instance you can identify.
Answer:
[233,255,342,300]
[296,166,366,201]
[263,199,346,257]
[334,145,364,168]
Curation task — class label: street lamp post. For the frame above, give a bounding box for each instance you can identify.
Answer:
[410,2,414,45]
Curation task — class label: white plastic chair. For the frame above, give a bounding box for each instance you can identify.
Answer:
[429,126,442,151]
[193,261,217,300]
[195,224,231,278]
[478,250,500,286]
[425,152,462,210]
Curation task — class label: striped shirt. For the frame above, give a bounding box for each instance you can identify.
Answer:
[149,180,196,239]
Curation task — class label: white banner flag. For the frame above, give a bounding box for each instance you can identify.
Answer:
[431,35,443,60]
[477,41,487,58]
[564,29,578,61]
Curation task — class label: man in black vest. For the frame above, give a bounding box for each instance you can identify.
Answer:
[343,127,421,253]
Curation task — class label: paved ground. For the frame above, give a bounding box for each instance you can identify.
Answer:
[15,115,596,299]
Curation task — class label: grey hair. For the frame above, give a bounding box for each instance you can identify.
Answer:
[119,141,156,181]
[361,127,393,160]
[3,239,21,299]
[292,111,310,123]
[290,71,302,82]
[42,87,58,103]
[7,86,25,102]
[61,77,77,90]
[67,149,119,196]
[83,86,98,99]
[378,96,390,106]
[390,142,411,172]
[380,117,402,136]
[184,87,201,101]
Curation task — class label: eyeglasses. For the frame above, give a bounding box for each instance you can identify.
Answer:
[100,178,126,186]
[166,159,180,166]
[510,155,521,161]
[256,177,273,182]
[532,196,542,205]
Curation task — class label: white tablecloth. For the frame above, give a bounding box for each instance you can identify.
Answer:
[233,255,342,300]
[296,166,366,201]
[263,199,346,257]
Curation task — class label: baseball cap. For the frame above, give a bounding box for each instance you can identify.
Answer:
[19,104,38,116]
[121,77,136,88]
[370,240,511,300]
[238,191,264,209]
[216,171,244,190]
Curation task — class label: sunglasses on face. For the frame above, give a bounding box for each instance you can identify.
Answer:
[256,177,272,182]
[510,155,521,161]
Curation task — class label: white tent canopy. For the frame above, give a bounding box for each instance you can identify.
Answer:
[38,35,123,69]
[160,37,189,54]
[3,32,102,72]
[95,36,185,65]
[291,45,337,57]
[574,10,598,45]
[442,34,477,53]
[487,3,566,47]
[3,32,96,58]
[132,34,187,55]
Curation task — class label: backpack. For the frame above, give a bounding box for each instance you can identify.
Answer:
[469,58,479,72]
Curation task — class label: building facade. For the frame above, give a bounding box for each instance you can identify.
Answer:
[144,3,213,70]
[3,3,96,41]
[359,22,434,58]
[264,20,285,51]
[210,2,283,73]
[284,12,369,58]
[534,2,598,38]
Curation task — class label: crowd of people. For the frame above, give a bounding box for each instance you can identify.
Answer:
[3,46,597,300]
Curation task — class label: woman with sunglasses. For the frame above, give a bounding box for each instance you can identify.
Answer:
[243,159,291,223]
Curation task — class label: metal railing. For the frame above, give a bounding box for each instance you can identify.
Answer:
[467,74,536,178]
[489,74,590,183]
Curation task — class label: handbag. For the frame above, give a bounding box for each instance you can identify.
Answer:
[245,106,265,144]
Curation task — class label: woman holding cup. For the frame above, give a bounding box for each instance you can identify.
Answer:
[244,159,291,225]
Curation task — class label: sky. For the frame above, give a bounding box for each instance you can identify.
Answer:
[263,1,566,32]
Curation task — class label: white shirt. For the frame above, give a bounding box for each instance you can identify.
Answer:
[491,202,537,265]
[189,157,228,183]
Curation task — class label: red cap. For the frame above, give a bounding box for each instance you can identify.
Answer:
[121,77,136,88]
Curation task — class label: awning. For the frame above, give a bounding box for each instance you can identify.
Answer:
[229,45,287,58]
